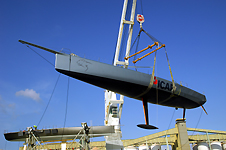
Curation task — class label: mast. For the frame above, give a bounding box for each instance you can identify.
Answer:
[105,0,137,149]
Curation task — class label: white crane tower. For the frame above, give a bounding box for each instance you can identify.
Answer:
[104,0,139,149]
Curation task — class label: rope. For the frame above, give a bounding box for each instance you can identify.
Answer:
[26,45,54,67]
[24,43,65,147]
[64,77,70,127]
[166,109,176,133]
[27,41,62,127]
[165,109,176,150]
[125,29,142,70]
[127,30,141,57]
[133,34,141,70]
[61,76,70,141]
[61,55,71,141]
[142,29,163,45]
[37,74,61,126]
[155,57,159,126]
[179,108,203,149]
[191,109,203,136]
[4,141,7,150]
[17,141,20,149]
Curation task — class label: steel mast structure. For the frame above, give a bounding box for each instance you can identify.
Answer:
[104,0,137,149]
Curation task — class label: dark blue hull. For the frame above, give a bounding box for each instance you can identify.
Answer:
[55,54,206,109]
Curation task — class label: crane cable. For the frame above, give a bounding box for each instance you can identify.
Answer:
[140,0,144,15]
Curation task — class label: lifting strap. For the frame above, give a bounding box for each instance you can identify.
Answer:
[134,51,157,99]
[164,47,176,93]
[128,28,176,94]
[124,28,165,64]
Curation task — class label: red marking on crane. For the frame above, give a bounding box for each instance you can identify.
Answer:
[137,14,144,23]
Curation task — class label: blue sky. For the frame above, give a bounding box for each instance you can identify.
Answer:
[1,0,226,149]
